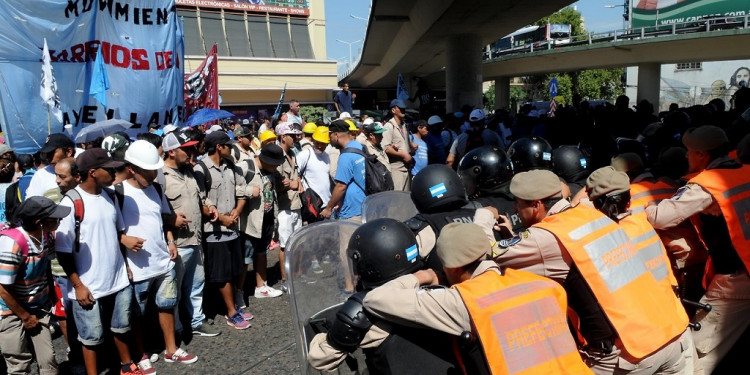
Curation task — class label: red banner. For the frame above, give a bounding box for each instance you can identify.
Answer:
[184,44,218,118]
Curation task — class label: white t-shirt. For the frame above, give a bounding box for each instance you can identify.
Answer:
[25,165,57,198]
[297,148,331,206]
[55,187,129,299]
[120,182,174,282]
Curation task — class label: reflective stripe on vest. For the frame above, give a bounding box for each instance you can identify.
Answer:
[630,180,676,209]
[620,211,682,288]
[454,269,592,375]
[535,205,687,359]
[689,165,750,272]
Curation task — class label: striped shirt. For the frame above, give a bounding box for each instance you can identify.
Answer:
[0,229,52,316]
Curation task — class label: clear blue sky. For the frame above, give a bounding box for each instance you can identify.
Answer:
[324,0,625,67]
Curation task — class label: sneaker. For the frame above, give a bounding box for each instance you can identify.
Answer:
[254,284,283,299]
[311,260,324,274]
[192,322,221,337]
[236,305,254,321]
[137,355,156,375]
[121,362,145,375]
[226,312,251,330]
[164,348,198,364]
[234,290,246,309]
[280,280,289,294]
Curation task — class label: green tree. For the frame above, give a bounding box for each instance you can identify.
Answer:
[299,105,328,123]
[485,84,495,109]
[535,6,586,36]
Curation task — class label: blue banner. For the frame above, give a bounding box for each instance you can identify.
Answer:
[0,0,184,154]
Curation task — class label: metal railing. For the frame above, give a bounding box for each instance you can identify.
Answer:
[484,14,750,61]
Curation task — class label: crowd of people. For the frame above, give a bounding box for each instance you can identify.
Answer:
[0,84,749,375]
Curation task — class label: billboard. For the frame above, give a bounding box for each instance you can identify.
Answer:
[632,0,750,28]
[175,0,309,16]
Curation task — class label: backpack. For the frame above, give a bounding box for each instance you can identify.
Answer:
[196,157,252,190]
[342,146,394,195]
[0,228,30,256]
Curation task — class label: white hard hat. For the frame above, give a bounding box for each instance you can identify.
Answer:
[125,140,164,170]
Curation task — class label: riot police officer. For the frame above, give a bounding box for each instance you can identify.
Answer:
[553,145,590,197]
[307,218,461,374]
[458,146,524,235]
[506,136,554,173]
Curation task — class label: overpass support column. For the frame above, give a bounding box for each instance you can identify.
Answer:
[495,77,510,110]
[446,34,483,112]
[637,63,661,109]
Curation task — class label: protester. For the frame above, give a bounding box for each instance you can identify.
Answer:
[275,123,303,291]
[333,83,355,116]
[382,99,413,191]
[26,134,74,198]
[320,120,365,221]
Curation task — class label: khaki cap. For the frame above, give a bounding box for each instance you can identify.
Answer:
[437,223,489,268]
[682,125,728,151]
[587,166,630,200]
[611,153,644,174]
[510,170,562,201]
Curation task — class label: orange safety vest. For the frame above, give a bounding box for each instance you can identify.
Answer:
[454,269,592,375]
[689,165,750,272]
[630,179,676,209]
[619,211,684,290]
[535,205,688,360]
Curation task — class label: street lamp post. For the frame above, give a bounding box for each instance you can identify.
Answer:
[604,4,630,31]
[336,39,362,70]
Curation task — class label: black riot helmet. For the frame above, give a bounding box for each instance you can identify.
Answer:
[410,164,468,213]
[458,146,514,198]
[552,145,590,184]
[507,136,554,173]
[348,218,423,289]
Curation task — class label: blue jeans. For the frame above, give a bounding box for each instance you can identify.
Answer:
[132,269,178,315]
[174,245,206,329]
[72,285,133,346]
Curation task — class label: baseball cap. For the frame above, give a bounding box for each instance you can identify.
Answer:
[259,144,285,166]
[40,133,75,153]
[427,115,443,126]
[329,120,350,133]
[76,148,125,171]
[276,122,303,136]
[454,111,464,119]
[162,131,199,152]
[390,99,406,109]
[234,126,252,138]
[242,119,251,126]
[205,131,233,148]
[363,122,386,134]
[101,134,130,155]
[15,196,71,221]
[163,124,178,135]
[339,112,352,120]
[205,124,223,134]
[362,118,374,126]
[469,109,486,122]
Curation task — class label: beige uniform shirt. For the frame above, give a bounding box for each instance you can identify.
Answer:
[162,166,213,247]
[490,200,573,283]
[363,261,503,336]
[193,156,246,235]
[382,118,408,173]
[277,150,302,211]
[307,322,391,371]
[646,184,717,230]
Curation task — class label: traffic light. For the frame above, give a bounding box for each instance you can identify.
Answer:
[623,0,630,20]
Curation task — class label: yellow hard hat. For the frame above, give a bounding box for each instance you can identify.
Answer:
[312,126,330,144]
[259,130,277,143]
[302,123,318,134]
[345,119,358,132]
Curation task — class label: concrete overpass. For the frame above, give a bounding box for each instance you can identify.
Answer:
[484,27,750,109]
[342,0,575,111]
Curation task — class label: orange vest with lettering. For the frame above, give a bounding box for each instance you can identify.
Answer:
[630,179,676,209]
[535,205,688,359]
[619,211,683,290]
[689,165,750,272]
[454,269,592,375]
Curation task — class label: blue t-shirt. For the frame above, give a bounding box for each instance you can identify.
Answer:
[334,90,354,114]
[335,140,366,219]
[424,133,446,164]
[410,135,428,176]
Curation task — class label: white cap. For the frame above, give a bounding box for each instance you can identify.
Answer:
[362,118,374,125]
[163,124,177,135]
[427,115,443,125]
[205,124,223,134]
[339,112,352,119]
[469,109,485,122]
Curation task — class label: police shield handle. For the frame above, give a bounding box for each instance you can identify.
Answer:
[121,235,146,252]
[414,268,439,286]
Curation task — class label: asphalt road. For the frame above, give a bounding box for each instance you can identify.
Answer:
[27,247,302,375]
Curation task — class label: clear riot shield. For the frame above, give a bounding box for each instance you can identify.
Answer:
[286,220,364,375]
[360,191,418,223]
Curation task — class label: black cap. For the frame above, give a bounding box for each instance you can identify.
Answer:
[259,144,285,166]
[205,131,232,148]
[76,148,125,171]
[329,119,350,133]
[15,196,71,221]
[40,133,75,153]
